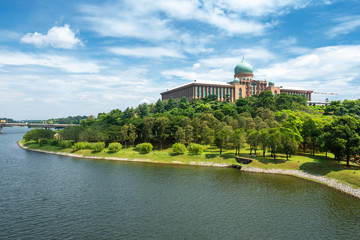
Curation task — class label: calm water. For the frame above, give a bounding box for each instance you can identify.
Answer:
[1,128,360,239]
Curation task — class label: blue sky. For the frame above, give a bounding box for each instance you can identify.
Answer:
[1,0,360,119]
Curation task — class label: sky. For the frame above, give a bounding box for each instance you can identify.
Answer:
[1,0,360,120]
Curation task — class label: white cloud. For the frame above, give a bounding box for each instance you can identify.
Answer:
[256,45,360,98]
[0,29,21,42]
[162,46,276,82]
[21,24,83,49]
[327,16,360,38]
[0,51,101,73]
[23,98,35,102]
[81,0,323,40]
[108,47,185,58]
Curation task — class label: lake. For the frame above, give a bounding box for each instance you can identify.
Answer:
[1,128,359,239]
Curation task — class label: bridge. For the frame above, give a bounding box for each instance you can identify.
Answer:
[0,123,79,133]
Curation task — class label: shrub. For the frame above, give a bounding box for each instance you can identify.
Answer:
[108,142,122,152]
[49,139,59,146]
[135,142,153,154]
[58,140,74,149]
[38,138,49,146]
[91,142,105,152]
[188,143,204,155]
[72,142,91,151]
[23,129,55,142]
[172,143,187,154]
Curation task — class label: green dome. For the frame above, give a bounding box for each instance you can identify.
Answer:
[233,78,240,82]
[234,58,253,74]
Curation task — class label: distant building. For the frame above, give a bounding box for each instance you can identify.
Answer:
[161,58,313,102]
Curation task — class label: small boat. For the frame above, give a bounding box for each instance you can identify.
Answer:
[235,157,253,164]
[231,164,242,170]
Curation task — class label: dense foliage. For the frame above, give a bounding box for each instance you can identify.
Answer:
[172,143,187,154]
[48,115,88,124]
[135,143,153,154]
[23,91,360,166]
[108,142,122,152]
[23,129,55,142]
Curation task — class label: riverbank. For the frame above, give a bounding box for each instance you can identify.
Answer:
[18,141,360,199]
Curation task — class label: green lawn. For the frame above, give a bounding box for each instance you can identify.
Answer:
[21,140,360,188]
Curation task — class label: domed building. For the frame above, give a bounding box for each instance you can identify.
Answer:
[161,58,312,102]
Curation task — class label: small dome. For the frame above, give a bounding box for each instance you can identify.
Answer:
[269,82,274,85]
[234,57,253,74]
[233,78,240,82]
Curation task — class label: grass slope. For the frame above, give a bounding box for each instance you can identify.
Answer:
[22,140,360,188]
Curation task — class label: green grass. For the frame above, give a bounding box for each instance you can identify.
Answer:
[21,140,360,189]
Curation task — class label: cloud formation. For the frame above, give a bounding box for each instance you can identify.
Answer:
[327,16,360,38]
[21,24,83,49]
[0,51,101,73]
[108,47,185,58]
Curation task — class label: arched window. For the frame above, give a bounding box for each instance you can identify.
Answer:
[239,89,242,98]
[251,83,256,94]
[274,90,277,96]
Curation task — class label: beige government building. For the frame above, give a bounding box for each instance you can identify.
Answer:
[161,58,312,102]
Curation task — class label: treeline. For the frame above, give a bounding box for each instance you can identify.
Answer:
[324,99,360,118]
[23,91,360,167]
[48,115,88,124]
[0,118,16,123]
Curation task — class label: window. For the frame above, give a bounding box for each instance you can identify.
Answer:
[251,83,256,94]
[197,86,199,97]
[201,86,203,97]
[239,89,242,98]
[219,88,222,98]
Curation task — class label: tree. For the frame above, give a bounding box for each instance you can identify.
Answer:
[191,118,202,143]
[214,127,232,155]
[256,90,275,110]
[175,127,186,144]
[268,128,282,160]
[201,125,215,147]
[142,117,154,142]
[154,99,164,113]
[302,117,322,155]
[280,128,301,160]
[128,123,137,146]
[154,117,169,149]
[137,103,149,118]
[231,129,246,155]
[164,97,177,111]
[23,129,55,142]
[184,125,194,146]
[79,128,106,142]
[247,130,260,155]
[326,116,360,166]
[119,124,129,147]
[179,96,190,109]
[258,129,270,157]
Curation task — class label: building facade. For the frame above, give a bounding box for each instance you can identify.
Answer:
[161,58,312,102]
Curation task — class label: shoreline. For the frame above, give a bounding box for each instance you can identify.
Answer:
[18,141,360,200]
